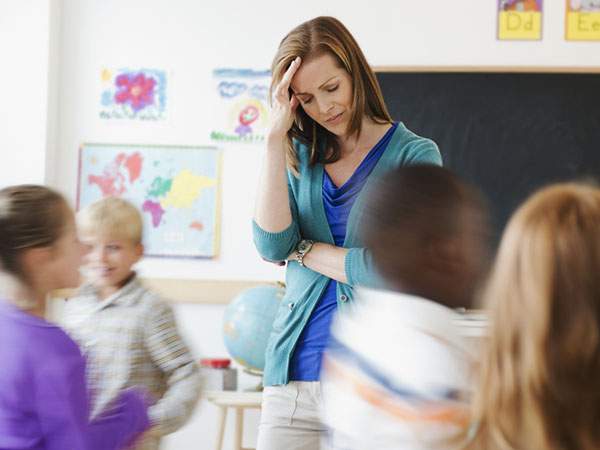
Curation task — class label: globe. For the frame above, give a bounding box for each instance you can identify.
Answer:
[223,284,284,374]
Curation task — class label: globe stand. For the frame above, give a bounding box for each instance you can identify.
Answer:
[242,367,264,392]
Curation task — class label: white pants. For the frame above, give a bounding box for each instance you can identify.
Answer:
[256,382,329,450]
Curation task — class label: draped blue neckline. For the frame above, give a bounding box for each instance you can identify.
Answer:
[323,122,398,246]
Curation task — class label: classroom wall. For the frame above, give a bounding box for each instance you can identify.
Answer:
[49,0,600,284]
[0,0,58,188]
[5,0,600,449]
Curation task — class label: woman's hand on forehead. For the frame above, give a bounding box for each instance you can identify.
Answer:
[269,57,302,139]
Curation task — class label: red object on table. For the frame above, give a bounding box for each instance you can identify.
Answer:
[200,358,231,369]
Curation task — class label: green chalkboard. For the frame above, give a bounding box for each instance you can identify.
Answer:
[377,71,600,239]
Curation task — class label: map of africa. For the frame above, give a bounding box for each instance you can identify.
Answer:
[78,144,220,257]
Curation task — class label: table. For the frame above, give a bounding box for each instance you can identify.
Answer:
[205,390,263,450]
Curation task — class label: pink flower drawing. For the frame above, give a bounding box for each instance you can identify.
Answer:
[114,72,157,111]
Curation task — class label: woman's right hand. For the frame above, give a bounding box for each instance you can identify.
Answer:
[268,57,302,140]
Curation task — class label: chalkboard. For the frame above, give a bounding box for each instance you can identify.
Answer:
[376,71,600,240]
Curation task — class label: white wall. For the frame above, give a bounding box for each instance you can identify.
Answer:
[0,0,56,187]
[6,0,600,449]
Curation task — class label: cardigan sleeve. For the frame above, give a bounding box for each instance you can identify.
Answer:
[252,181,301,262]
[344,247,387,289]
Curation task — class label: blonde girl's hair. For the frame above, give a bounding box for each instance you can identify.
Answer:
[467,182,600,450]
[270,16,392,175]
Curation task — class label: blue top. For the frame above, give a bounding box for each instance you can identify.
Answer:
[289,123,398,381]
[253,122,442,386]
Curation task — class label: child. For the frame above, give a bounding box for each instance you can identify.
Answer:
[320,165,492,450]
[0,185,149,449]
[467,183,600,450]
[62,197,201,450]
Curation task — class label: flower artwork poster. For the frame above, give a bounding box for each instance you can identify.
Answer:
[100,68,167,121]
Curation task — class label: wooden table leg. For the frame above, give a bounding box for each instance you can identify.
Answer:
[215,406,227,450]
[234,407,243,450]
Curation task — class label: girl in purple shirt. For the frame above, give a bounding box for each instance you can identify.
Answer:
[0,185,150,450]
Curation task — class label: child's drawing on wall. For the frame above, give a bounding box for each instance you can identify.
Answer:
[500,0,542,11]
[569,0,600,11]
[100,68,167,120]
[211,68,270,144]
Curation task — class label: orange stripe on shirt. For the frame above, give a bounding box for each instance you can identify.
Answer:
[323,356,469,426]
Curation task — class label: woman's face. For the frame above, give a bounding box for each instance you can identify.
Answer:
[290,52,353,137]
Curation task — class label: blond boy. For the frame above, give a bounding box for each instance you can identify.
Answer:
[62,197,201,450]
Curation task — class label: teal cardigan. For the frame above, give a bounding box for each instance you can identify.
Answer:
[253,122,442,386]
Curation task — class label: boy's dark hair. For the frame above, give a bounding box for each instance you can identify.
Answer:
[362,165,491,309]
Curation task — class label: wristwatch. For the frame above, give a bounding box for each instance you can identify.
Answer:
[295,239,314,267]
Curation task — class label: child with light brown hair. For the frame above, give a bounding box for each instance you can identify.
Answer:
[467,182,600,450]
[62,196,201,450]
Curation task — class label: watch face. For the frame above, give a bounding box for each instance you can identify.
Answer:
[298,241,310,252]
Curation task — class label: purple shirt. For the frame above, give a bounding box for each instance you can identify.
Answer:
[0,299,149,450]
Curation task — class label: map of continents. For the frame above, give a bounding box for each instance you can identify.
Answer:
[79,145,220,257]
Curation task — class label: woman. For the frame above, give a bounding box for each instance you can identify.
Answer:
[467,183,600,450]
[253,16,441,449]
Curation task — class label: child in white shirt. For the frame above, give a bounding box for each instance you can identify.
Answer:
[321,165,491,450]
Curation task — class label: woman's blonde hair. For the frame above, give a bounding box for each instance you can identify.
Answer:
[467,183,600,450]
[270,16,392,174]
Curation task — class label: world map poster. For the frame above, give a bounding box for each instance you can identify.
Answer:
[77,143,221,258]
